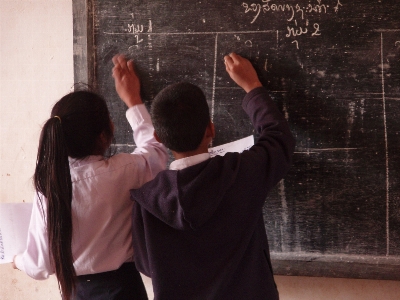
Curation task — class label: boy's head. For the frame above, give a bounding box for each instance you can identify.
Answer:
[151,82,211,153]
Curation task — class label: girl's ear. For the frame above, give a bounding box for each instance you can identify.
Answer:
[95,131,111,155]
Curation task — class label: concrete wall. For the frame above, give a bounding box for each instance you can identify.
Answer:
[0,1,399,299]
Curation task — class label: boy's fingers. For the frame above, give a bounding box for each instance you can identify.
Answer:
[224,55,234,71]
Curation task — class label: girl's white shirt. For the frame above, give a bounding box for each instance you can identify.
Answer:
[14,104,168,279]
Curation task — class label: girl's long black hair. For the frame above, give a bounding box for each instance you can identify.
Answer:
[34,90,114,299]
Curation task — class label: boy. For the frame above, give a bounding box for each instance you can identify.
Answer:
[131,53,296,299]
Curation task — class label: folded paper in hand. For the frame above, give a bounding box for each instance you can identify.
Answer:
[0,203,32,264]
[208,135,254,157]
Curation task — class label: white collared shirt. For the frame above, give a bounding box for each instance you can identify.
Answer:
[14,104,168,279]
[169,153,210,170]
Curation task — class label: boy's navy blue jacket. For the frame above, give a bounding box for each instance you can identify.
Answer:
[130,87,296,300]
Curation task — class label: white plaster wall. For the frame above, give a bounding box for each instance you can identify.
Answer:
[0,1,399,299]
[0,0,73,299]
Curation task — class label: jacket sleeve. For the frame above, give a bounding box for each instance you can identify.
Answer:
[14,194,54,280]
[242,87,296,190]
[174,87,295,230]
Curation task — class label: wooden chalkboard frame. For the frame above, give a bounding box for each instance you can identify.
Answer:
[73,0,95,87]
[72,0,400,281]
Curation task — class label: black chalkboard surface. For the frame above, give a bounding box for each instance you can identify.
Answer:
[73,0,400,280]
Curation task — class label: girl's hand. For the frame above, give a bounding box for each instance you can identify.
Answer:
[112,54,143,107]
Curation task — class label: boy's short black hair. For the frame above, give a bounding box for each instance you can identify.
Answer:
[151,82,210,152]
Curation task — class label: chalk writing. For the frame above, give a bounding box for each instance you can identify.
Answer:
[241,0,343,49]
[311,23,321,36]
[125,18,153,47]
[126,19,153,35]
[242,1,298,24]
[127,24,144,34]
[245,40,253,47]
[286,19,308,37]
[334,0,342,12]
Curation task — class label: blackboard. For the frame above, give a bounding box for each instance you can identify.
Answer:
[73,0,400,280]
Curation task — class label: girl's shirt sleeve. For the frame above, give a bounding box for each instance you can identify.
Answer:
[14,194,54,279]
[125,104,168,184]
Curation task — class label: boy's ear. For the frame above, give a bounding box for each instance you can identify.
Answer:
[207,122,215,139]
[154,131,162,143]
[111,121,115,134]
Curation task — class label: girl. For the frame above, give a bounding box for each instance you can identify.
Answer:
[13,55,167,299]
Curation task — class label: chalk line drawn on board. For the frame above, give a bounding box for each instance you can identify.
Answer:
[277,179,290,252]
[379,32,390,256]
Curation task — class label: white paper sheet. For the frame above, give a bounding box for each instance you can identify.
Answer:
[208,135,254,157]
[0,203,32,264]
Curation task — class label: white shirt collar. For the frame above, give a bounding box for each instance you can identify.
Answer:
[169,153,210,170]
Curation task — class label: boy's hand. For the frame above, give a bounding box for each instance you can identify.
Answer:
[112,54,143,107]
[224,53,262,93]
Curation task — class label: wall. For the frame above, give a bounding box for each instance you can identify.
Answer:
[0,0,72,299]
[0,1,399,299]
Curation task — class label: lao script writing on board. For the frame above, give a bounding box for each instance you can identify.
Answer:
[120,0,343,50]
[241,0,343,49]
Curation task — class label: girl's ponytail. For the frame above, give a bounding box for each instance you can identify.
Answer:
[34,116,76,299]
[33,90,114,299]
